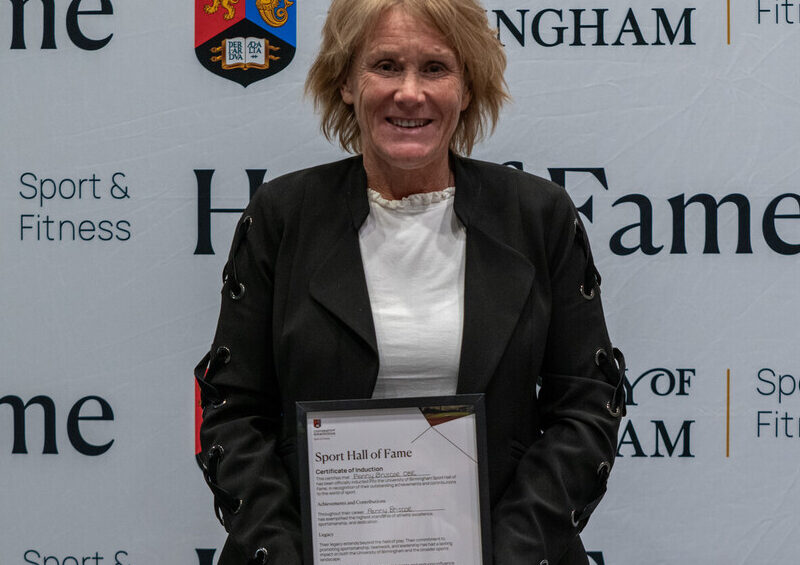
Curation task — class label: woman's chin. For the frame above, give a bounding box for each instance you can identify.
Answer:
[372,145,449,172]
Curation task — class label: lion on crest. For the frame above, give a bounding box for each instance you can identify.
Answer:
[204,0,294,27]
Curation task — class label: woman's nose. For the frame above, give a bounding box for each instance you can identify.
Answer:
[394,71,425,106]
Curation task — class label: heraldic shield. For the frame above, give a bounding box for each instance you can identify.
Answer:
[195,0,296,87]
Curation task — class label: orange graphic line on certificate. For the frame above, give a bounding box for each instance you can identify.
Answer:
[727,0,732,44]
[726,368,731,457]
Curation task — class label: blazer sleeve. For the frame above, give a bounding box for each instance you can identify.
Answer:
[492,187,626,564]
[195,187,302,565]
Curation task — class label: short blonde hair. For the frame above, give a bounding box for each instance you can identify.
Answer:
[305,0,509,155]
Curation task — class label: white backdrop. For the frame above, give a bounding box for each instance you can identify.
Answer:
[2,1,799,563]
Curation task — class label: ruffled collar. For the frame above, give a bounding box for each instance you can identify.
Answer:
[367,186,455,210]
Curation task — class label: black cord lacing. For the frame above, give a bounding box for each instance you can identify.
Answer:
[223,215,253,300]
[196,445,242,528]
[595,347,627,417]
[193,350,227,409]
[574,218,601,299]
[571,460,612,528]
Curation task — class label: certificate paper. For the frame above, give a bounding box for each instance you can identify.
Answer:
[297,396,491,565]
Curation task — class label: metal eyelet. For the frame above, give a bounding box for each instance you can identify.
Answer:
[540,561,549,565]
[579,284,595,300]
[242,215,253,232]
[597,460,611,476]
[208,444,225,459]
[594,348,607,367]
[254,547,269,563]
[570,509,581,527]
[211,398,227,409]
[231,498,243,514]
[230,282,246,301]
[215,346,231,364]
[606,401,622,418]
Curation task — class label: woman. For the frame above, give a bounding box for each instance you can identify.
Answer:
[195,0,626,564]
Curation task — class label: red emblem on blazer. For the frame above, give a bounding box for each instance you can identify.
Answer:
[313,419,322,428]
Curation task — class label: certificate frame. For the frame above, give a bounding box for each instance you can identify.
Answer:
[296,394,492,565]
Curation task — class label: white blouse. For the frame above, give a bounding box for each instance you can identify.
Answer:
[358,187,466,399]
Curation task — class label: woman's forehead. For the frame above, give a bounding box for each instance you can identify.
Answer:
[359,42,458,61]
[357,7,458,59]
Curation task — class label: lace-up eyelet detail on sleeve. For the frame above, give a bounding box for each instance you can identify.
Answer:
[230,282,246,300]
[194,351,227,410]
[252,547,269,564]
[574,218,601,300]
[224,215,253,302]
[196,444,243,529]
[571,459,613,529]
[570,509,582,528]
[594,347,627,418]
[215,346,231,365]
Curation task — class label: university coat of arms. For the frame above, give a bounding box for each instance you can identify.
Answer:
[195,0,296,86]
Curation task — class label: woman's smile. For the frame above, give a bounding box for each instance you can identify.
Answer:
[387,118,432,128]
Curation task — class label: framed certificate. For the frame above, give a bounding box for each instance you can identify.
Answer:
[296,395,492,565]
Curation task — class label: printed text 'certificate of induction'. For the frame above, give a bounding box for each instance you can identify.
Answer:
[297,396,491,565]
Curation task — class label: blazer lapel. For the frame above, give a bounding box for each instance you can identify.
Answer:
[454,157,536,394]
[308,155,535,395]
[308,158,378,357]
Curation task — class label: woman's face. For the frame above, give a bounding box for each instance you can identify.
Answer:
[341,7,470,176]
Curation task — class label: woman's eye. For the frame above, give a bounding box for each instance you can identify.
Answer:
[375,61,396,72]
[425,63,446,74]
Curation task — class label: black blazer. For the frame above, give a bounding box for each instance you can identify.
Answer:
[195,155,625,565]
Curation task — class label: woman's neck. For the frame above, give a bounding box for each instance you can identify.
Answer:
[363,153,454,201]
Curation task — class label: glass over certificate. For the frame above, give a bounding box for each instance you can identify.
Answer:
[297,395,491,565]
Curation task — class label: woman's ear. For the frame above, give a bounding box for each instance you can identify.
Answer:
[341,79,354,105]
[461,86,472,112]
